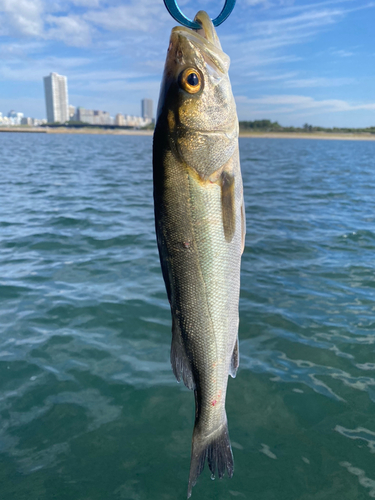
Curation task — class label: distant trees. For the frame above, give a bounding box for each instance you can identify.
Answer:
[239,120,282,131]
[238,120,375,134]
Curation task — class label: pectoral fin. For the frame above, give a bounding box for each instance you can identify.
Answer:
[171,315,195,390]
[220,171,235,243]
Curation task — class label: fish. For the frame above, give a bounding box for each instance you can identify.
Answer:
[152,10,245,498]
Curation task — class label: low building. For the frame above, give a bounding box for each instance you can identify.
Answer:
[0,113,10,126]
[76,107,93,124]
[93,110,112,125]
[123,114,152,127]
[34,118,47,126]
[76,107,113,125]
[7,111,24,125]
[21,117,34,126]
[115,113,126,126]
[69,105,76,120]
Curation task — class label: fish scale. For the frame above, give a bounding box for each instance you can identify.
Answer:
[153,10,245,498]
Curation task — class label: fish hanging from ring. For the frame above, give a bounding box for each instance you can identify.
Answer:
[153,9,245,498]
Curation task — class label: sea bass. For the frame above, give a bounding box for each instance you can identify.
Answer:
[153,11,245,497]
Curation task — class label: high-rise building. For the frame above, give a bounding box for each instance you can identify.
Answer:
[141,99,153,120]
[43,72,69,123]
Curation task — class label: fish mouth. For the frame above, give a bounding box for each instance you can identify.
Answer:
[170,27,215,50]
[170,11,230,74]
[171,10,220,46]
[189,120,238,139]
[194,10,222,47]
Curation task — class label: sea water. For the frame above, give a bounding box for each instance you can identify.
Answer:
[1,132,375,499]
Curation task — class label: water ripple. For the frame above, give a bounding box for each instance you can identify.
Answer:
[1,134,375,498]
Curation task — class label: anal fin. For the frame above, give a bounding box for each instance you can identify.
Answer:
[229,338,239,378]
[171,315,195,390]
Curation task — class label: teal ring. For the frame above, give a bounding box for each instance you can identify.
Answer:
[163,0,236,29]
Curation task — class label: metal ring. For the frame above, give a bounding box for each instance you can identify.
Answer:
[163,0,236,29]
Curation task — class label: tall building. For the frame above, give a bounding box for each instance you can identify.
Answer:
[141,99,153,120]
[43,73,69,123]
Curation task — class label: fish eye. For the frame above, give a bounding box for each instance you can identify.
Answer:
[179,68,202,94]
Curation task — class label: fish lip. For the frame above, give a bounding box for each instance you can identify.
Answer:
[171,26,213,48]
[177,115,239,140]
[186,120,238,138]
[170,26,230,74]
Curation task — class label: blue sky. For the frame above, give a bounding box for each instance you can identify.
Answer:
[0,0,374,127]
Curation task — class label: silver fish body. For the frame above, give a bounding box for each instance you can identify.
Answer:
[153,11,245,497]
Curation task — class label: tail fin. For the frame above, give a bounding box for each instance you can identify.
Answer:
[187,422,234,498]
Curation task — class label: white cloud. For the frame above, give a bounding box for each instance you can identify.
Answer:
[231,1,375,66]
[69,0,101,6]
[230,52,302,70]
[0,0,94,45]
[0,0,44,36]
[0,41,45,58]
[72,79,158,94]
[69,69,154,83]
[331,49,354,57]
[284,77,356,88]
[244,0,270,5]
[244,0,295,5]
[0,56,92,81]
[45,15,92,46]
[236,94,375,115]
[280,0,354,14]
[84,0,169,33]
[235,71,354,90]
[250,8,346,37]
[250,0,375,37]
[254,71,299,81]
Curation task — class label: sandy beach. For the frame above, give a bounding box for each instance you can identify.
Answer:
[1,126,375,141]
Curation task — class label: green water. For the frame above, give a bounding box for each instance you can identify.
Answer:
[1,133,375,499]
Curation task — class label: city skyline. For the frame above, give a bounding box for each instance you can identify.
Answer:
[41,72,154,126]
[0,0,374,128]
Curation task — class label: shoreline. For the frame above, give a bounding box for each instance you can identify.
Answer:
[1,127,375,141]
[0,126,153,136]
[239,131,375,141]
